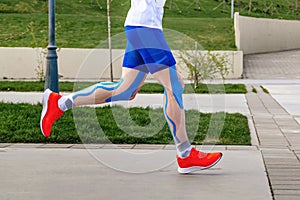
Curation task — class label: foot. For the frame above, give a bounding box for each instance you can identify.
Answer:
[40,89,64,137]
[177,147,222,174]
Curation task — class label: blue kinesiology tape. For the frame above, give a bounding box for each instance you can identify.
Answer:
[105,71,146,102]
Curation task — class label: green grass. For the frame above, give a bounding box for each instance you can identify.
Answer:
[260,85,270,94]
[251,86,257,93]
[2,0,299,50]
[0,13,235,50]
[0,103,251,145]
[0,81,247,94]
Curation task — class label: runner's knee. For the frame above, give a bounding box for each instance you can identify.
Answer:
[105,87,137,102]
[164,81,184,109]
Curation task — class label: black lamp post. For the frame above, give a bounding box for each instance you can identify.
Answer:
[45,0,59,93]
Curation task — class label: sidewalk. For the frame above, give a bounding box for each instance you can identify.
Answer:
[0,145,269,200]
[1,82,300,198]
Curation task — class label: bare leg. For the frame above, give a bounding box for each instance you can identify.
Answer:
[68,68,147,107]
[152,66,189,145]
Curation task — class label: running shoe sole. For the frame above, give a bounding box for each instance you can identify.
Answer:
[178,153,223,174]
[40,88,52,137]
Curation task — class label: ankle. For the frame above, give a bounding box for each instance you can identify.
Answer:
[176,141,192,158]
[58,96,74,111]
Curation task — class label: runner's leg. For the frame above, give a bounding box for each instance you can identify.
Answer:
[59,68,147,110]
[152,66,192,157]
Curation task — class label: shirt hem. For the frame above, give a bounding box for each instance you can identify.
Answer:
[124,23,163,30]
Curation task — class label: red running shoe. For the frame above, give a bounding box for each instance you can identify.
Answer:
[177,147,223,174]
[40,89,64,137]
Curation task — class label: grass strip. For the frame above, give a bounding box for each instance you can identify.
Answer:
[0,81,247,94]
[0,103,251,145]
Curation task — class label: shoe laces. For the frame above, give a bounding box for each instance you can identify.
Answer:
[196,150,208,159]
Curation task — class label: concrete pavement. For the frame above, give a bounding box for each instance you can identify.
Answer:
[0,92,250,115]
[0,145,270,200]
[243,49,300,79]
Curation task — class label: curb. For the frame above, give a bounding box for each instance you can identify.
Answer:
[0,143,259,151]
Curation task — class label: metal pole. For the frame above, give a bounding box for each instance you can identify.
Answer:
[107,0,113,82]
[231,0,235,18]
[45,0,59,92]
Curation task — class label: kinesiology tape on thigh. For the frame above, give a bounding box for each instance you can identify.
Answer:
[105,71,146,102]
[72,80,123,100]
[72,71,145,102]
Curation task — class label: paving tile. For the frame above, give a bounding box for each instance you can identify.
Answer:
[287,142,300,147]
[265,163,300,168]
[281,128,300,134]
[289,145,300,151]
[269,176,300,181]
[264,158,300,165]
[267,169,300,176]
[276,119,300,126]
[273,189,300,195]
[260,145,289,149]
[260,141,290,146]
[259,137,287,141]
[260,146,290,151]
[268,109,288,115]
[256,127,282,134]
[255,123,279,129]
[272,184,300,190]
[266,164,300,169]
[273,115,294,119]
[262,154,296,159]
[274,118,296,124]
[274,195,300,200]
[254,117,275,124]
[253,118,275,123]
[284,140,300,146]
[271,180,300,185]
[261,148,291,153]
[285,134,300,139]
[273,114,294,119]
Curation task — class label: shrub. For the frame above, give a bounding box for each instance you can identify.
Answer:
[179,50,231,88]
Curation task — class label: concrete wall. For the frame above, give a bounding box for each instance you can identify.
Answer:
[234,12,300,54]
[0,47,243,81]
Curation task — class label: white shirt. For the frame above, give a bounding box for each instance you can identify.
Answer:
[124,0,166,30]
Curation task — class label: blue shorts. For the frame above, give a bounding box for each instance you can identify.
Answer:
[122,26,176,74]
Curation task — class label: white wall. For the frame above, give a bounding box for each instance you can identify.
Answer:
[0,47,243,81]
[235,12,300,54]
